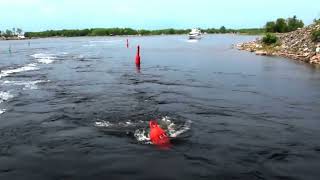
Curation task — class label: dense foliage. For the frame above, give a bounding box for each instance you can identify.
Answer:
[23,27,266,38]
[1,16,311,38]
[235,28,265,35]
[204,27,264,35]
[24,28,192,37]
[0,28,23,37]
[265,16,304,33]
[312,30,320,42]
[262,34,278,45]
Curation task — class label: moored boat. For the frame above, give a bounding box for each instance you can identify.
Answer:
[188,28,202,39]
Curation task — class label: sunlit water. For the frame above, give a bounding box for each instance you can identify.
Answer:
[1,35,320,180]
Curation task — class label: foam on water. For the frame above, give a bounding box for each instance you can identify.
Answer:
[95,116,191,144]
[169,120,192,138]
[0,91,13,115]
[187,39,199,43]
[3,80,47,90]
[0,90,14,116]
[0,91,14,103]
[158,116,192,138]
[31,53,56,64]
[94,120,142,128]
[95,120,112,127]
[82,44,96,47]
[89,40,122,43]
[134,129,151,144]
[0,63,39,79]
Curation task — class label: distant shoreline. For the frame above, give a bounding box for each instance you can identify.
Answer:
[0,33,262,41]
[16,27,264,39]
[0,36,30,41]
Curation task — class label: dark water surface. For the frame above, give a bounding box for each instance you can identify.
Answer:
[1,35,320,180]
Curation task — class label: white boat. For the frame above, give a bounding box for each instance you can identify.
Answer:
[188,28,202,39]
[17,34,25,39]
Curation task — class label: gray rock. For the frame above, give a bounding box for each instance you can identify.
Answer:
[239,23,320,64]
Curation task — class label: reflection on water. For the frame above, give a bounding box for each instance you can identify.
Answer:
[135,64,141,74]
[0,35,320,180]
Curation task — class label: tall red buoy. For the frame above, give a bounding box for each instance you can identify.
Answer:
[135,45,141,65]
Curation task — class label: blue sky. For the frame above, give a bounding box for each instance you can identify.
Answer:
[1,0,319,31]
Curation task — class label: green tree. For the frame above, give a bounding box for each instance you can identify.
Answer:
[205,28,219,33]
[275,18,287,33]
[287,15,304,32]
[262,33,278,45]
[16,28,23,35]
[312,30,320,42]
[220,26,227,33]
[265,16,304,33]
[265,21,276,32]
[90,28,108,36]
[5,29,13,37]
[138,29,151,35]
[79,29,90,36]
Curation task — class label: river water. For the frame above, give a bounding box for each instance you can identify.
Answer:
[0,35,320,180]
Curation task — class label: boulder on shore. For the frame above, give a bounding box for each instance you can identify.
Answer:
[310,55,320,64]
[236,23,320,64]
[255,51,267,56]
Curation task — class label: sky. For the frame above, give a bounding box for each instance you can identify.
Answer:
[0,0,319,32]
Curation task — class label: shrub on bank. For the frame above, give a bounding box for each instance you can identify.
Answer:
[312,30,320,42]
[262,34,278,45]
[265,16,304,33]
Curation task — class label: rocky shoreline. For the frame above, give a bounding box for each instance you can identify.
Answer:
[236,23,320,64]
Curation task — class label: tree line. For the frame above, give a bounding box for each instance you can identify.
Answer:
[203,27,265,35]
[24,28,190,37]
[24,26,266,38]
[265,15,304,33]
[0,28,23,37]
[2,15,312,38]
[261,16,320,45]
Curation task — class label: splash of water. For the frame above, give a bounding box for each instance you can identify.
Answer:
[0,63,39,79]
[95,116,191,144]
[0,92,13,115]
[158,116,192,138]
[0,91,14,103]
[3,80,47,90]
[95,120,112,127]
[134,129,151,144]
[31,53,56,64]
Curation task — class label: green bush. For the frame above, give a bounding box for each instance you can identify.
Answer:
[265,16,304,33]
[262,34,278,45]
[312,30,320,42]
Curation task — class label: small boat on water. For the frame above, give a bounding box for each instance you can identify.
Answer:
[188,28,202,40]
